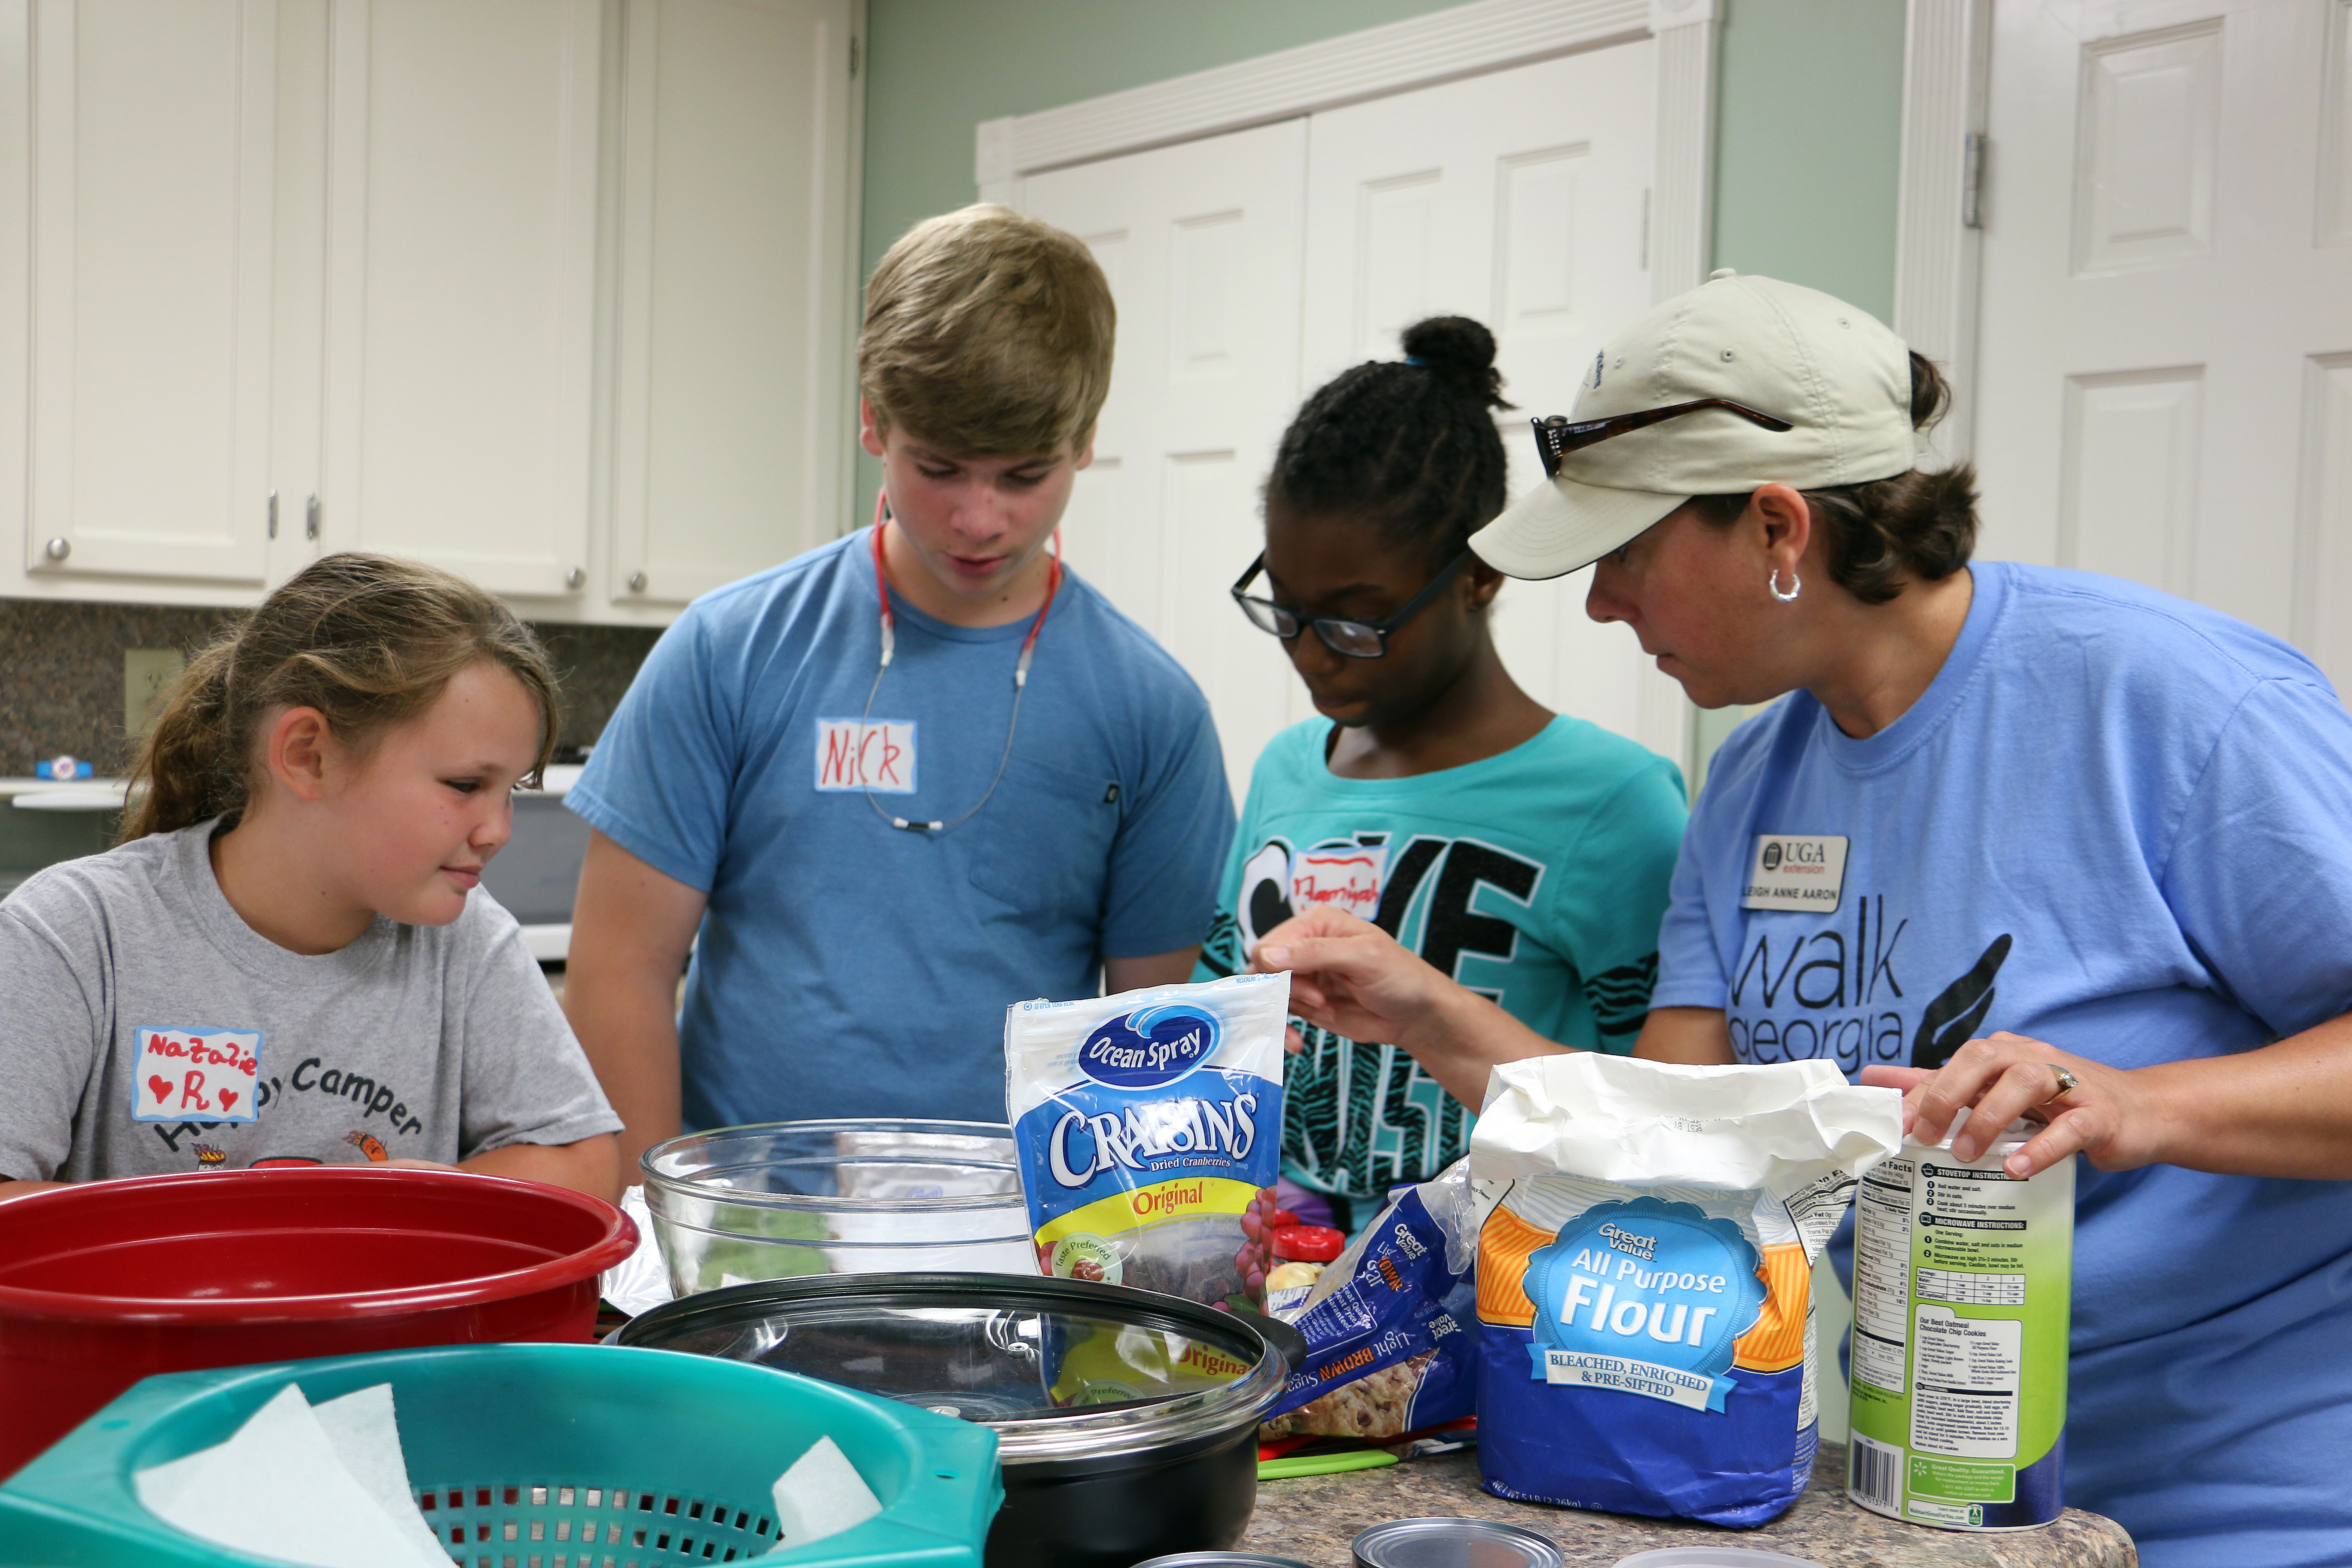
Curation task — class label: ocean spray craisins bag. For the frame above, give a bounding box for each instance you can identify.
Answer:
[1472,1054,1901,1526]
[1005,974,1288,1308]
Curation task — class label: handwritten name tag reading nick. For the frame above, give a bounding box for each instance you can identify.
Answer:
[1741,834,1849,913]
[814,718,917,793]
[132,1026,263,1123]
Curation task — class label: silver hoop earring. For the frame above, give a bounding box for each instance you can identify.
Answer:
[1769,567,1802,603]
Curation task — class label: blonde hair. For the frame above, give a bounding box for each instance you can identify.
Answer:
[122,553,561,842]
[858,204,1116,456]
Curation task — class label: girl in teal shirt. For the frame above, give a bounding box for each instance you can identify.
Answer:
[1197,318,1687,1224]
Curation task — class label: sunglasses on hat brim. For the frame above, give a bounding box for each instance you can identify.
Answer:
[1529,398,1794,479]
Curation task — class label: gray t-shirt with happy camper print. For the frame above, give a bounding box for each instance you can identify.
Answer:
[0,818,620,1182]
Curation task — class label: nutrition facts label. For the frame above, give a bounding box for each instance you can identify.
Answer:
[1910,1305,2021,1458]
[1915,1268,2026,1306]
[1850,1157,1916,1394]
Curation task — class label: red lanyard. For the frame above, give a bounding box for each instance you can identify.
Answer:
[871,492,1062,683]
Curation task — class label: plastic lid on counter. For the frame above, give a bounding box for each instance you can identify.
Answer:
[1352,1516,1565,1568]
[1270,1224,1345,1262]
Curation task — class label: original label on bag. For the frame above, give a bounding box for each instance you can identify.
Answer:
[1742,835,1849,912]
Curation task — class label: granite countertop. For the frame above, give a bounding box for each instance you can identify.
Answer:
[1241,1442,2135,1568]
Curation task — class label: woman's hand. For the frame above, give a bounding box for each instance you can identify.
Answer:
[1250,907,1452,1050]
[1251,906,1565,1107]
[1861,1031,2161,1179]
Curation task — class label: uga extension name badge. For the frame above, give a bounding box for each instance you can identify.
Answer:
[1742,834,1849,913]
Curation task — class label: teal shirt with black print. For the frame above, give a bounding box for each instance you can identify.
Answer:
[1194,716,1687,1201]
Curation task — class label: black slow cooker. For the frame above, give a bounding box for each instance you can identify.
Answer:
[615,1272,1299,1568]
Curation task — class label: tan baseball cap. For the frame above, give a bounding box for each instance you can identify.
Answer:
[1468,271,1923,580]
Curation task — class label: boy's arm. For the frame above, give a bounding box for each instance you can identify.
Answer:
[1105,948,1199,992]
[565,830,706,1180]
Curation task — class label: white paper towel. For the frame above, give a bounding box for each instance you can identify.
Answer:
[601,1184,676,1317]
[135,1383,449,1568]
[767,1435,881,1553]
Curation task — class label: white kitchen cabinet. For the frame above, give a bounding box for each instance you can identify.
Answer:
[15,0,279,588]
[320,0,601,599]
[608,0,860,608]
[0,0,864,621]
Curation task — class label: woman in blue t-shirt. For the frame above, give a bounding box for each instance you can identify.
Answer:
[1196,317,1686,1230]
[1251,274,2352,1568]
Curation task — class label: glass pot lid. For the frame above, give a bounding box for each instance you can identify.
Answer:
[615,1272,1289,1464]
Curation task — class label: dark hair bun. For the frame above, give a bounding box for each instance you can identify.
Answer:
[1401,316,1510,410]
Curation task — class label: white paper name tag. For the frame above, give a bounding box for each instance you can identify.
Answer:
[814,718,917,793]
[132,1026,263,1122]
[1741,834,1849,912]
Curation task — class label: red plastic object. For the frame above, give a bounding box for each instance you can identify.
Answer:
[0,1168,635,1479]
[1270,1223,1345,1262]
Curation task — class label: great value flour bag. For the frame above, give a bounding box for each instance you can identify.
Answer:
[1005,973,1288,1309]
[1472,1054,1901,1526]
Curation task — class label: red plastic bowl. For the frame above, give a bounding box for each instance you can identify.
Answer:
[0,1168,635,1479]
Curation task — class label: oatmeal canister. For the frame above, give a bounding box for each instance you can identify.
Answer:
[1845,1112,2075,1531]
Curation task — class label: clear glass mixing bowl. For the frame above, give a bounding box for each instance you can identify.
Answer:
[640,1119,1037,1295]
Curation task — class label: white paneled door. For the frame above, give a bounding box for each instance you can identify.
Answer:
[1301,43,1681,764]
[1017,40,1682,804]
[22,0,277,583]
[1020,120,1311,806]
[1973,0,2352,687]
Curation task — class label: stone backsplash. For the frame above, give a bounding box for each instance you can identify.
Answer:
[0,597,659,777]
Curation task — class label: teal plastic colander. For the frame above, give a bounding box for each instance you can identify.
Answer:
[0,1343,999,1568]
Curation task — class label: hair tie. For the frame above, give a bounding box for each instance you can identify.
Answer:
[1403,355,1427,367]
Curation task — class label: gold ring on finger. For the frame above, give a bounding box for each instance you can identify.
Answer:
[2044,1064,2080,1104]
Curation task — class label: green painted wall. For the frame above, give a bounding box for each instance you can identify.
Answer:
[1710,0,1908,324]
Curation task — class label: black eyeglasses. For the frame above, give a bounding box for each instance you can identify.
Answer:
[1528,398,1793,478]
[1230,549,1473,658]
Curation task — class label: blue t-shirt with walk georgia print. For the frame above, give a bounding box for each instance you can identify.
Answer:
[1196,716,1687,1201]
[1652,561,2352,1568]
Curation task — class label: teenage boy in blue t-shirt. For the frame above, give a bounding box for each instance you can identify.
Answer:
[565,206,1232,1169]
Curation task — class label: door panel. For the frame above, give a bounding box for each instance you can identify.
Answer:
[322,0,599,596]
[1975,0,2352,687]
[1020,119,1311,807]
[609,0,857,607]
[1302,43,1686,765]
[24,0,275,583]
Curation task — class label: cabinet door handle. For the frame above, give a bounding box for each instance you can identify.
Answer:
[628,570,647,593]
[268,490,279,539]
[564,566,585,589]
[306,495,321,541]
[43,537,70,561]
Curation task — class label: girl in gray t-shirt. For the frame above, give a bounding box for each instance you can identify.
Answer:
[0,554,621,1201]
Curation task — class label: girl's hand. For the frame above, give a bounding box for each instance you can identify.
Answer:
[1252,907,1449,1050]
[1860,1031,2159,1179]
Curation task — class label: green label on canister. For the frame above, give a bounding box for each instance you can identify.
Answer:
[1845,1130,2074,1531]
